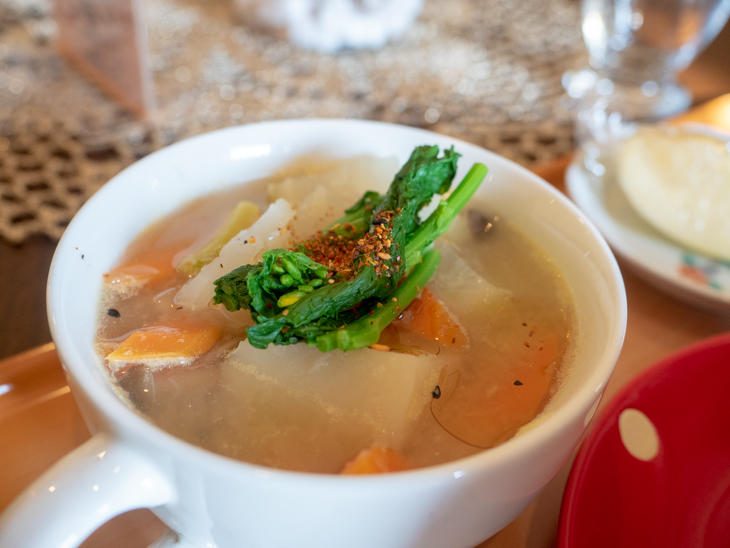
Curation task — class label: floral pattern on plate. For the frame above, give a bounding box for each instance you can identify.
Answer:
[678,252,730,291]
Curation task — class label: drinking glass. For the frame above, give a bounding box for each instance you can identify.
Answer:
[565,0,730,174]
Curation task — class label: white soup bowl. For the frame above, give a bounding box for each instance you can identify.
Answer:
[0,120,626,548]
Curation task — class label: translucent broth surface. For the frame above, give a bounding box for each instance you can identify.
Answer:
[96,164,574,473]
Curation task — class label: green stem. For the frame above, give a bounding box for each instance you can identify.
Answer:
[314,248,442,352]
[323,190,383,237]
[404,163,487,270]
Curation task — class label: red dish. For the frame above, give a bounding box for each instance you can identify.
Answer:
[558,333,730,548]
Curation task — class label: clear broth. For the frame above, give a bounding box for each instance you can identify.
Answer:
[96,164,574,473]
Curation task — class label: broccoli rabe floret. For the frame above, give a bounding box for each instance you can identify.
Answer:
[212,146,488,351]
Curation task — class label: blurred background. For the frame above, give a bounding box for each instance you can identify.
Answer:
[0,0,728,359]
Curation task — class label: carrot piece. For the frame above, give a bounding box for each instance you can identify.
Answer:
[431,331,564,448]
[392,288,466,347]
[104,242,190,291]
[106,322,222,372]
[341,447,409,475]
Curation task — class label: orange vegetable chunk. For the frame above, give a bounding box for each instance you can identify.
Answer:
[106,322,222,372]
[341,447,409,475]
[392,288,467,348]
[103,242,190,296]
[431,330,563,448]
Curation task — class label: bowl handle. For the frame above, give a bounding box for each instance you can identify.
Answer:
[0,432,175,547]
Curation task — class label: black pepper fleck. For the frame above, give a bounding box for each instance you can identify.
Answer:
[432,385,441,399]
[107,308,120,318]
[514,380,523,386]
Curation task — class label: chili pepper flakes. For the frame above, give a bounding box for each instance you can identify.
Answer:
[369,343,390,352]
[299,210,397,281]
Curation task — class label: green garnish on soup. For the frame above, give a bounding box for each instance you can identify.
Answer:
[212,146,488,351]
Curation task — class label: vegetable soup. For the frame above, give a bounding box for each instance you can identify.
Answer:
[96,149,574,473]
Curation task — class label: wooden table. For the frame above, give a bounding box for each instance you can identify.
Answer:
[1,20,730,548]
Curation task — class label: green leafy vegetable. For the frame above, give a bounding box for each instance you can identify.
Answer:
[373,144,460,254]
[212,145,488,351]
[325,190,382,237]
[404,162,487,270]
[213,249,328,321]
[315,247,442,352]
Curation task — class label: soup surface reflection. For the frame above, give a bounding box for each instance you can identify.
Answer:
[96,157,574,473]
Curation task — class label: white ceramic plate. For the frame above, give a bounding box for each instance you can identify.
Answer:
[566,157,730,315]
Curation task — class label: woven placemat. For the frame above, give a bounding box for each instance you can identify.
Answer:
[0,0,585,243]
